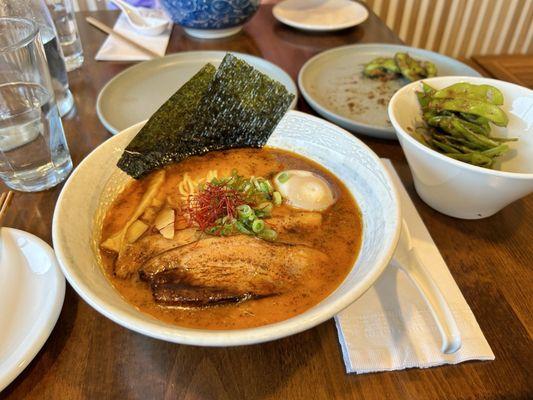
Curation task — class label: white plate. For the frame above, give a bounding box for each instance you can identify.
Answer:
[96,51,298,135]
[273,0,369,31]
[53,110,400,346]
[298,44,482,139]
[0,228,65,392]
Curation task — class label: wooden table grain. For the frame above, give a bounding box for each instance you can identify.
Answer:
[472,54,533,89]
[2,6,532,400]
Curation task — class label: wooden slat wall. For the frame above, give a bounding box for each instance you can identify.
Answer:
[363,0,533,57]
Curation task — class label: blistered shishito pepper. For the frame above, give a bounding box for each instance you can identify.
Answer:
[421,61,437,77]
[395,52,425,81]
[428,98,508,126]
[433,83,504,105]
[363,53,437,81]
[363,57,400,77]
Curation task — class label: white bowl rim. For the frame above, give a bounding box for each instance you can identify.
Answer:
[52,110,401,346]
[388,75,533,179]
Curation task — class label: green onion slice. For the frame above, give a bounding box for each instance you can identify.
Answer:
[237,204,253,218]
[258,228,277,241]
[235,221,252,235]
[252,219,265,233]
[277,172,289,183]
[256,202,273,215]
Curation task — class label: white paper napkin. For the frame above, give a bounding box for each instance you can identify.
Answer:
[335,159,494,374]
[95,12,171,61]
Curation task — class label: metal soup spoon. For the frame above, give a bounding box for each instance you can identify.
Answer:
[392,219,462,354]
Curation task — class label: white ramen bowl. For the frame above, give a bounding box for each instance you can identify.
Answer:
[389,76,533,219]
[52,110,401,346]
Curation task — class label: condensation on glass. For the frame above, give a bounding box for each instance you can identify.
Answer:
[0,17,72,191]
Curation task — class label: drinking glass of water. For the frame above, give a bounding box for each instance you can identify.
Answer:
[0,0,75,117]
[46,0,84,71]
[0,17,72,192]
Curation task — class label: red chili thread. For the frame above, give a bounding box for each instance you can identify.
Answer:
[187,182,245,233]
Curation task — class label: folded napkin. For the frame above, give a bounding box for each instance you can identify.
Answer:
[95,12,171,61]
[335,159,494,374]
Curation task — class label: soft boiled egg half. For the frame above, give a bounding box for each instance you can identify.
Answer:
[274,170,336,211]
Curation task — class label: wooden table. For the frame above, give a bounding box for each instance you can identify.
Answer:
[472,54,533,89]
[2,6,532,400]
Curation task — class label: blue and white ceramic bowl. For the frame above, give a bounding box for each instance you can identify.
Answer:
[160,0,260,38]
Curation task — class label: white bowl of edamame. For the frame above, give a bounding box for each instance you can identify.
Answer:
[389,76,533,219]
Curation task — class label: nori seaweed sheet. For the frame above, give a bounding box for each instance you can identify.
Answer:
[117,54,295,179]
[185,53,295,149]
[117,64,216,178]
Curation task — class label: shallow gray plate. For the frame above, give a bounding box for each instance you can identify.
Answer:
[298,44,481,140]
[97,51,298,135]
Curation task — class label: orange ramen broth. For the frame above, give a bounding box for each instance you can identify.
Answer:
[100,148,362,329]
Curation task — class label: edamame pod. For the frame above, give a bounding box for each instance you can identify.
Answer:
[446,152,493,167]
[416,91,431,108]
[428,98,508,126]
[450,119,499,149]
[459,112,489,126]
[422,82,436,94]
[433,83,504,105]
[481,144,509,157]
[455,117,491,136]
[488,136,518,143]
[431,138,462,153]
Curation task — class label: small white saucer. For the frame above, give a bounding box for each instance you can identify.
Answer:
[0,228,65,392]
[273,0,369,32]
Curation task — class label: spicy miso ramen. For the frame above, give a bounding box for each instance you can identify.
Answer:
[99,148,362,330]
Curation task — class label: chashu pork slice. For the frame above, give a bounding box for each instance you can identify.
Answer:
[114,212,322,279]
[115,228,202,278]
[139,235,328,307]
[268,211,322,233]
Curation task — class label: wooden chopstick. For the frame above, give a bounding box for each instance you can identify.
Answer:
[0,191,14,225]
[85,16,161,59]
